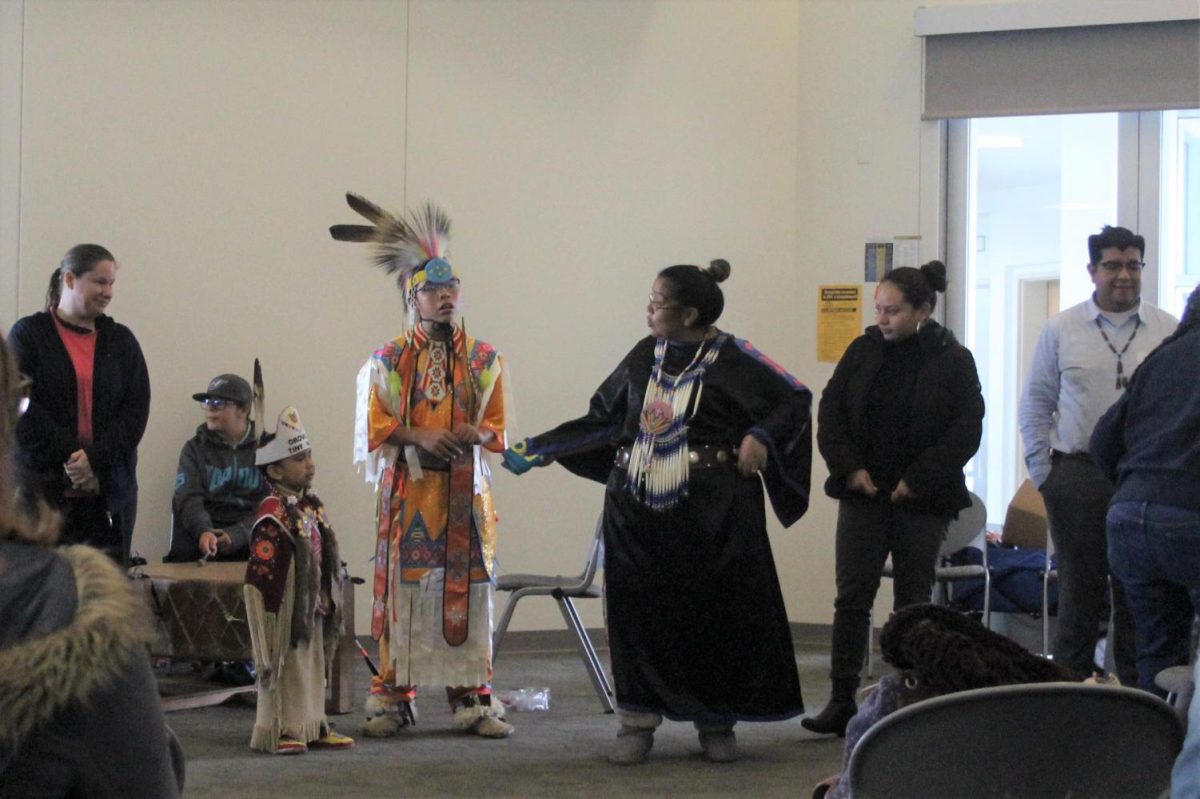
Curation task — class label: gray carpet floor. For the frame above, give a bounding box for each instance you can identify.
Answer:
[169,637,849,798]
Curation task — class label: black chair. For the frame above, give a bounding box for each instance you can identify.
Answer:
[847,682,1183,799]
[492,517,615,713]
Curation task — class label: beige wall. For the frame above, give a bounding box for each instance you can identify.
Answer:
[1,0,995,633]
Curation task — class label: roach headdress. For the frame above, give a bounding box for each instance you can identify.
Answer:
[330,193,458,319]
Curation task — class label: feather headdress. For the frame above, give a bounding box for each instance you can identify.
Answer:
[330,193,454,305]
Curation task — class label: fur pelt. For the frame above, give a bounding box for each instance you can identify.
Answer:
[282,497,344,671]
[0,545,153,754]
[880,603,1074,693]
[2,492,60,547]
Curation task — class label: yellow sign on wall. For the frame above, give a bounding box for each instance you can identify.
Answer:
[818,285,862,363]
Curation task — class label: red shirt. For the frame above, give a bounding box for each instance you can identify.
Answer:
[51,311,97,445]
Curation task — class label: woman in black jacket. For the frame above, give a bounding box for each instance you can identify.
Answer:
[8,243,150,564]
[803,260,984,737]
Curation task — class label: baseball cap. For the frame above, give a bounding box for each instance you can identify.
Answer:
[192,374,252,406]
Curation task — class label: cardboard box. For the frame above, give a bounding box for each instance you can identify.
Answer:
[1002,478,1049,550]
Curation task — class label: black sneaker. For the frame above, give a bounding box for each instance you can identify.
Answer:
[211,660,256,686]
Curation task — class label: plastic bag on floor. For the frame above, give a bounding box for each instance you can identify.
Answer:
[494,687,551,712]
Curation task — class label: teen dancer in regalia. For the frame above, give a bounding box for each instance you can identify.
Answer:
[331,195,512,739]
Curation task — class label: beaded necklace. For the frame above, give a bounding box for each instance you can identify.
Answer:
[625,331,727,510]
[1094,316,1140,390]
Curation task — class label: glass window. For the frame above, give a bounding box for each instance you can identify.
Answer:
[1160,110,1200,316]
[962,113,1120,523]
[952,109,1195,524]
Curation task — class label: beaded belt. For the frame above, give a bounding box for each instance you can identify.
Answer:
[614,444,735,471]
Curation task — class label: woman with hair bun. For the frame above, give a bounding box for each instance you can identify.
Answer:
[804,260,984,737]
[504,259,813,765]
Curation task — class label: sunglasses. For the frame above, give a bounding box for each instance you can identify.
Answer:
[201,398,234,410]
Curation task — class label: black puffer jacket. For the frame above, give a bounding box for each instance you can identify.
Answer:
[817,320,983,515]
[0,539,184,798]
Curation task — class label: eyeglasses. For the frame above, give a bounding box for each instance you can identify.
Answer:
[417,279,461,295]
[201,398,232,410]
[648,293,681,312]
[1098,260,1145,275]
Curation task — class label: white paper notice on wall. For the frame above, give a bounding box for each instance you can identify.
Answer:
[893,235,920,270]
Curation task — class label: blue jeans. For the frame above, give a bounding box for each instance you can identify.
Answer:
[1174,655,1200,799]
[1107,501,1200,696]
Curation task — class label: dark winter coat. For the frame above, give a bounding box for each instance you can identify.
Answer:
[817,320,983,516]
[1091,328,1200,512]
[0,539,184,797]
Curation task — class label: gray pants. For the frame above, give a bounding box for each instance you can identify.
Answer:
[1040,453,1137,684]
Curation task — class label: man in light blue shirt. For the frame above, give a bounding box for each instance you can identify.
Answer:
[1018,225,1177,683]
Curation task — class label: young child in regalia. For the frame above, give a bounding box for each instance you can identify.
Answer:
[244,405,354,755]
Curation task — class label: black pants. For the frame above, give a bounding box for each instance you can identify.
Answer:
[1041,454,1137,684]
[60,495,133,565]
[828,500,946,693]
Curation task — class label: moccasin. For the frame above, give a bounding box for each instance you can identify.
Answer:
[465,715,514,739]
[274,736,307,755]
[311,730,355,750]
[698,729,739,763]
[607,726,654,765]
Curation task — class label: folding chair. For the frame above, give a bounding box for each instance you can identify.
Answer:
[847,682,1182,799]
[928,491,991,625]
[492,517,615,713]
[868,492,990,675]
[1041,531,1057,655]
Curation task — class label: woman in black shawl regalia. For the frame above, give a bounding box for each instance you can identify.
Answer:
[503,259,812,764]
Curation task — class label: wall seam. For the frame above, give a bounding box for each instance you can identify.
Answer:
[403,0,411,208]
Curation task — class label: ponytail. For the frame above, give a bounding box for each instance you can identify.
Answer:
[46,243,116,311]
[45,268,62,310]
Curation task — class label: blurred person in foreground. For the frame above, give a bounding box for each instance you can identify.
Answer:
[0,330,183,797]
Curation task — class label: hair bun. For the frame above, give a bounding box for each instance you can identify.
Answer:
[705,259,731,283]
[920,259,948,292]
